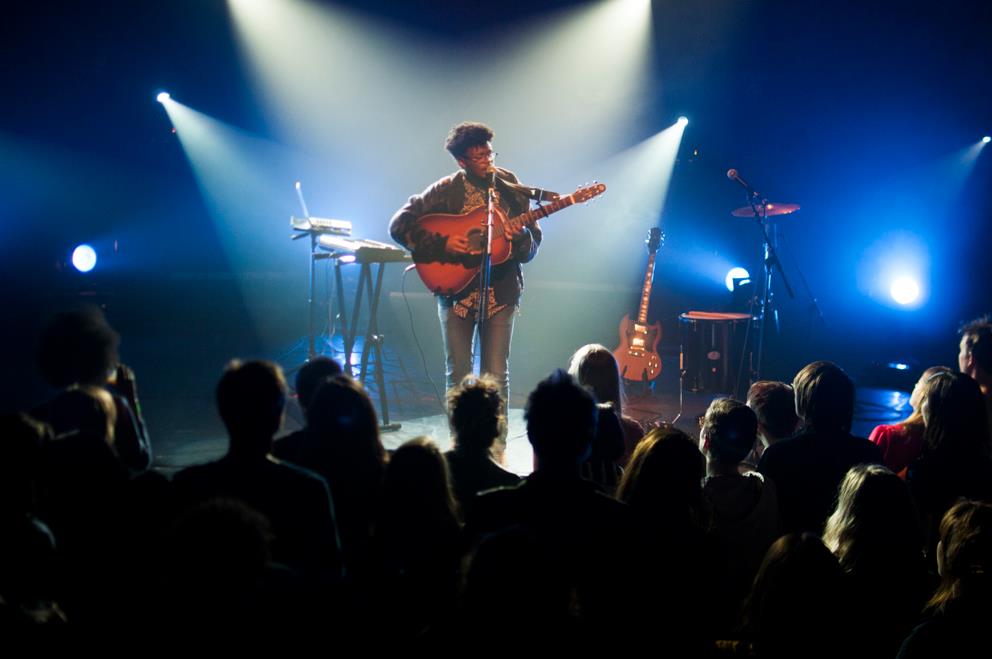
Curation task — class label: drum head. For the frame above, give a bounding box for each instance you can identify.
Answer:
[680,311,751,321]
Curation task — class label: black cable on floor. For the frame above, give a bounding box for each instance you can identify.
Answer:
[401,266,445,413]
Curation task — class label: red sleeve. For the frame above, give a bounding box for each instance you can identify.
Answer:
[869,424,893,456]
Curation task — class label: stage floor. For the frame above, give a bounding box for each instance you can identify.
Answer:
[150,383,908,477]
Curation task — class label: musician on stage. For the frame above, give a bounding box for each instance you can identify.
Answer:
[389,122,542,405]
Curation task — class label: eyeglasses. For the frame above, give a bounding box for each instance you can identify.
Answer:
[465,150,497,163]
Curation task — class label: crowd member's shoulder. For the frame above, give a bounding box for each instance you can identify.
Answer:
[848,433,884,462]
[757,434,790,469]
[271,429,305,462]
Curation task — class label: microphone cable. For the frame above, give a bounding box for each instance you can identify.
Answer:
[401,265,446,413]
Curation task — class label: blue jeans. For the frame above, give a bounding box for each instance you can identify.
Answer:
[438,302,515,403]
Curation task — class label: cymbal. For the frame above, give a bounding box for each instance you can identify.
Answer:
[731,202,800,217]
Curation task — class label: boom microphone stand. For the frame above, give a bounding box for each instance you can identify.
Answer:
[727,169,796,381]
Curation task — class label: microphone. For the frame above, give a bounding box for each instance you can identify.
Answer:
[727,168,762,199]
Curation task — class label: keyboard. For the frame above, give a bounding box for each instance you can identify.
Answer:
[317,235,411,264]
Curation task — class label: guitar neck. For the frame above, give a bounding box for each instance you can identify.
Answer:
[637,252,658,324]
[494,194,577,239]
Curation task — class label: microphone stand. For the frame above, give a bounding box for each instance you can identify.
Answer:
[746,190,795,381]
[475,166,497,364]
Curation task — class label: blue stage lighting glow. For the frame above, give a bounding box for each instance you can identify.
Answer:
[890,276,920,305]
[983,136,991,144]
[887,362,910,371]
[725,266,750,292]
[676,116,689,127]
[156,91,170,103]
[71,244,97,273]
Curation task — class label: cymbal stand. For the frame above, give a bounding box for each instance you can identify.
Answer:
[746,192,795,380]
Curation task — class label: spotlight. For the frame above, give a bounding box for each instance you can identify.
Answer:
[983,136,991,144]
[676,116,689,127]
[71,244,97,273]
[156,91,170,103]
[725,266,750,292]
[889,276,920,305]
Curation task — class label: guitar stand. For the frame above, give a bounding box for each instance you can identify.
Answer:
[639,369,655,395]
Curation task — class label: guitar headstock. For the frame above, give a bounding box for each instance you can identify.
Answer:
[572,181,607,204]
[646,227,665,253]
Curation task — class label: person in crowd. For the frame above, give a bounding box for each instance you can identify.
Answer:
[897,500,992,658]
[0,413,65,627]
[869,366,952,478]
[957,314,992,428]
[740,533,853,659]
[172,360,342,577]
[372,437,462,642]
[822,464,929,657]
[906,370,992,561]
[33,307,151,473]
[699,398,781,607]
[758,361,882,534]
[744,380,798,468]
[272,356,343,460]
[290,375,388,577]
[568,343,644,464]
[443,374,519,518]
[465,370,636,640]
[617,424,731,647]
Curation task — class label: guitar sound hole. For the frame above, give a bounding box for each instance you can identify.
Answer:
[466,229,484,253]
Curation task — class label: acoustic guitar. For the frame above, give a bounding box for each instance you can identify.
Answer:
[614,227,665,381]
[414,183,606,295]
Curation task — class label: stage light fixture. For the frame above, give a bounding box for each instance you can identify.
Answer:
[983,136,991,144]
[71,244,97,273]
[725,266,750,292]
[676,116,689,127]
[889,276,920,305]
[156,91,170,103]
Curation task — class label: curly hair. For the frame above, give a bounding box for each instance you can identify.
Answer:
[37,307,120,388]
[447,374,505,453]
[444,121,494,160]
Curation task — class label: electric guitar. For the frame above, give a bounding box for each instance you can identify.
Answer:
[614,227,664,381]
[413,183,606,295]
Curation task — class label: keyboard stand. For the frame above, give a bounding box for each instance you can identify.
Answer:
[332,257,403,432]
